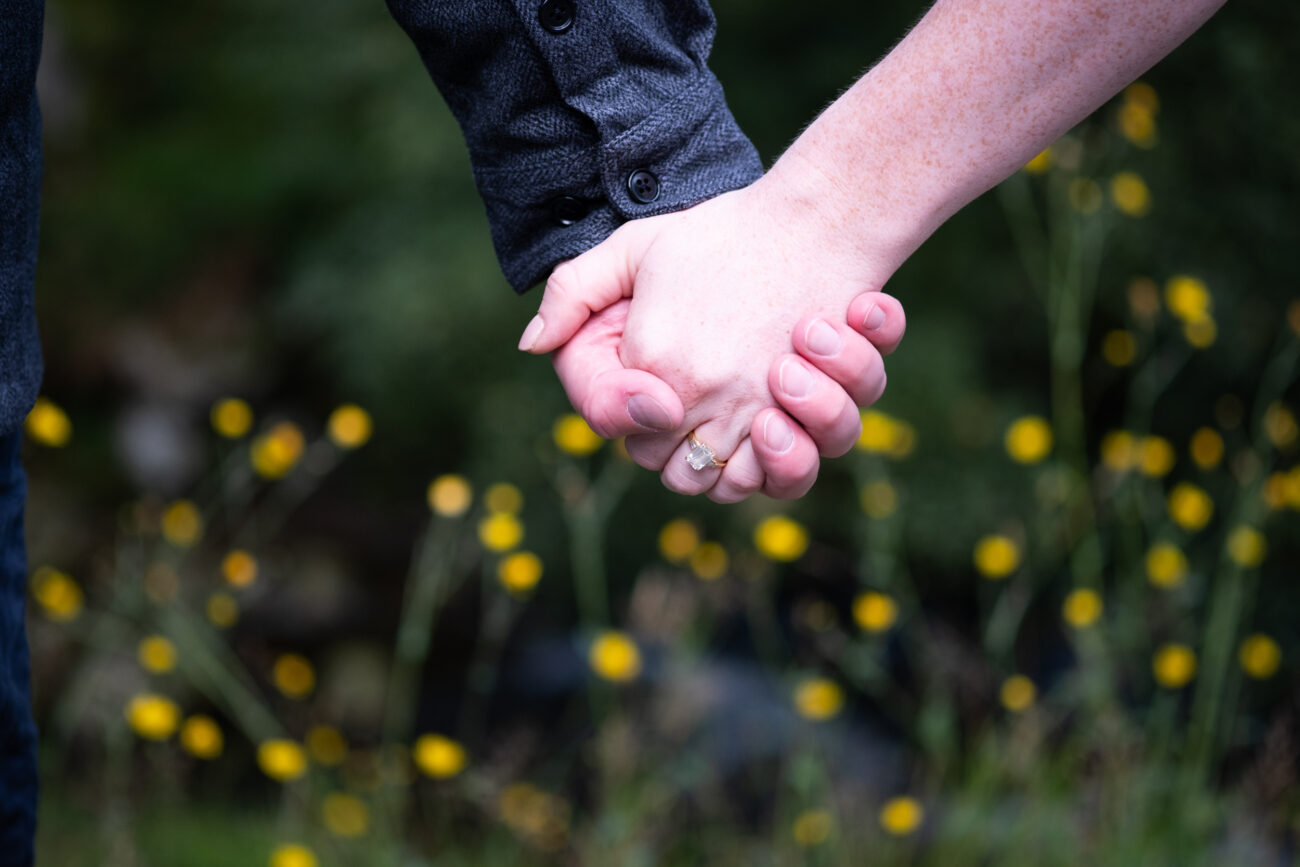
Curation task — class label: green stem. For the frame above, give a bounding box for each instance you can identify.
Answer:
[559,456,633,628]
[375,514,464,861]
[381,516,462,745]
[1184,333,1299,786]
[159,606,285,743]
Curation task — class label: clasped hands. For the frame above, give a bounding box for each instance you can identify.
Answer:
[518,179,905,503]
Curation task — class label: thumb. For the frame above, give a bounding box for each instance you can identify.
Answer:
[518,220,658,354]
[552,300,685,439]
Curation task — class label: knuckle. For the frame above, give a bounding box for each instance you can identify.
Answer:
[850,353,887,407]
[765,450,819,489]
[624,436,667,470]
[662,467,706,496]
[708,485,750,504]
[544,261,580,305]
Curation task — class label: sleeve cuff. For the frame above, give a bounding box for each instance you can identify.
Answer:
[471,73,763,293]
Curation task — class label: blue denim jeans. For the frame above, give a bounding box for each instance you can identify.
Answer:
[1,0,46,437]
[0,434,35,866]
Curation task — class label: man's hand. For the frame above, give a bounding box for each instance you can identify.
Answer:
[519,182,904,501]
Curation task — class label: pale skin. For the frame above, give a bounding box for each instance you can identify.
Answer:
[523,0,1226,501]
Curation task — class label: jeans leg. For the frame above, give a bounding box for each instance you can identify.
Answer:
[0,433,36,867]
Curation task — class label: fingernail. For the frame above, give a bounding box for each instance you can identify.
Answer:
[779,358,813,398]
[627,394,672,431]
[518,315,545,352]
[862,302,886,331]
[764,414,795,453]
[805,319,842,357]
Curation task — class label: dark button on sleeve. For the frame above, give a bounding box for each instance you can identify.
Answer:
[626,169,661,204]
[549,195,589,226]
[537,0,574,34]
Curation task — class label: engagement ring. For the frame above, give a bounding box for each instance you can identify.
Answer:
[685,431,727,471]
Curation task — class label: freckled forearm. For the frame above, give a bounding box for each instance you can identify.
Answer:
[760,0,1225,281]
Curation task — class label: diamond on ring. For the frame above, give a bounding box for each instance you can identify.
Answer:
[685,431,726,470]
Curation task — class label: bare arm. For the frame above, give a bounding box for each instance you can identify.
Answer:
[763,0,1226,280]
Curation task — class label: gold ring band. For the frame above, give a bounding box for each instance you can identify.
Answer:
[685,430,727,470]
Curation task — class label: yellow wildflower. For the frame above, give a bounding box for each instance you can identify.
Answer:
[690,542,728,580]
[250,422,305,479]
[478,512,523,552]
[1189,428,1223,469]
[268,844,316,867]
[1062,588,1103,628]
[1168,482,1213,531]
[1264,402,1298,448]
[1000,675,1037,713]
[879,797,924,836]
[31,567,82,621]
[1263,472,1289,510]
[754,515,809,562]
[1117,101,1157,148]
[973,534,1020,579]
[1145,543,1188,589]
[1004,416,1053,464]
[657,518,700,564]
[552,414,603,456]
[1137,436,1175,477]
[792,809,834,847]
[793,678,843,721]
[306,725,349,766]
[1100,430,1136,471]
[1124,81,1160,114]
[206,592,239,628]
[161,500,203,547]
[272,654,315,699]
[1184,316,1216,349]
[257,739,308,782]
[210,398,253,439]
[125,693,181,741]
[1101,330,1136,366]
[857,410,916,458]
[1227,526,1266,568]
[589,631,642,683]
[24,397,72,447]
[860,480,898,518]
[222,549,258,588]
[322,793,370,838]
[179,714,224,760]
[498,551,543,594]
[1164,275,1211,323]
[1238,634,1281,680]
[413,733,467,779]
[852,591,898,633]
[1023,147,1052,174]
[484,482,524,514]
[137,635,177,674]
[427,474,472,517]
[1152,643,1196,688]
[1110,172,1151,217]
[327,404,372,449]
[1068,178,1102,214]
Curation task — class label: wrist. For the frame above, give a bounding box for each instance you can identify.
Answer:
[754,137,932,290]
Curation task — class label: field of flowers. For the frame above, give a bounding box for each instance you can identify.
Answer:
[23,1,1300,865]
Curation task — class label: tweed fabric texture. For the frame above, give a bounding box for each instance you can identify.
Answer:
[385,0,763,291]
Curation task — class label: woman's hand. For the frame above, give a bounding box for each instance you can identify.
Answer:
[519,180,904,501]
